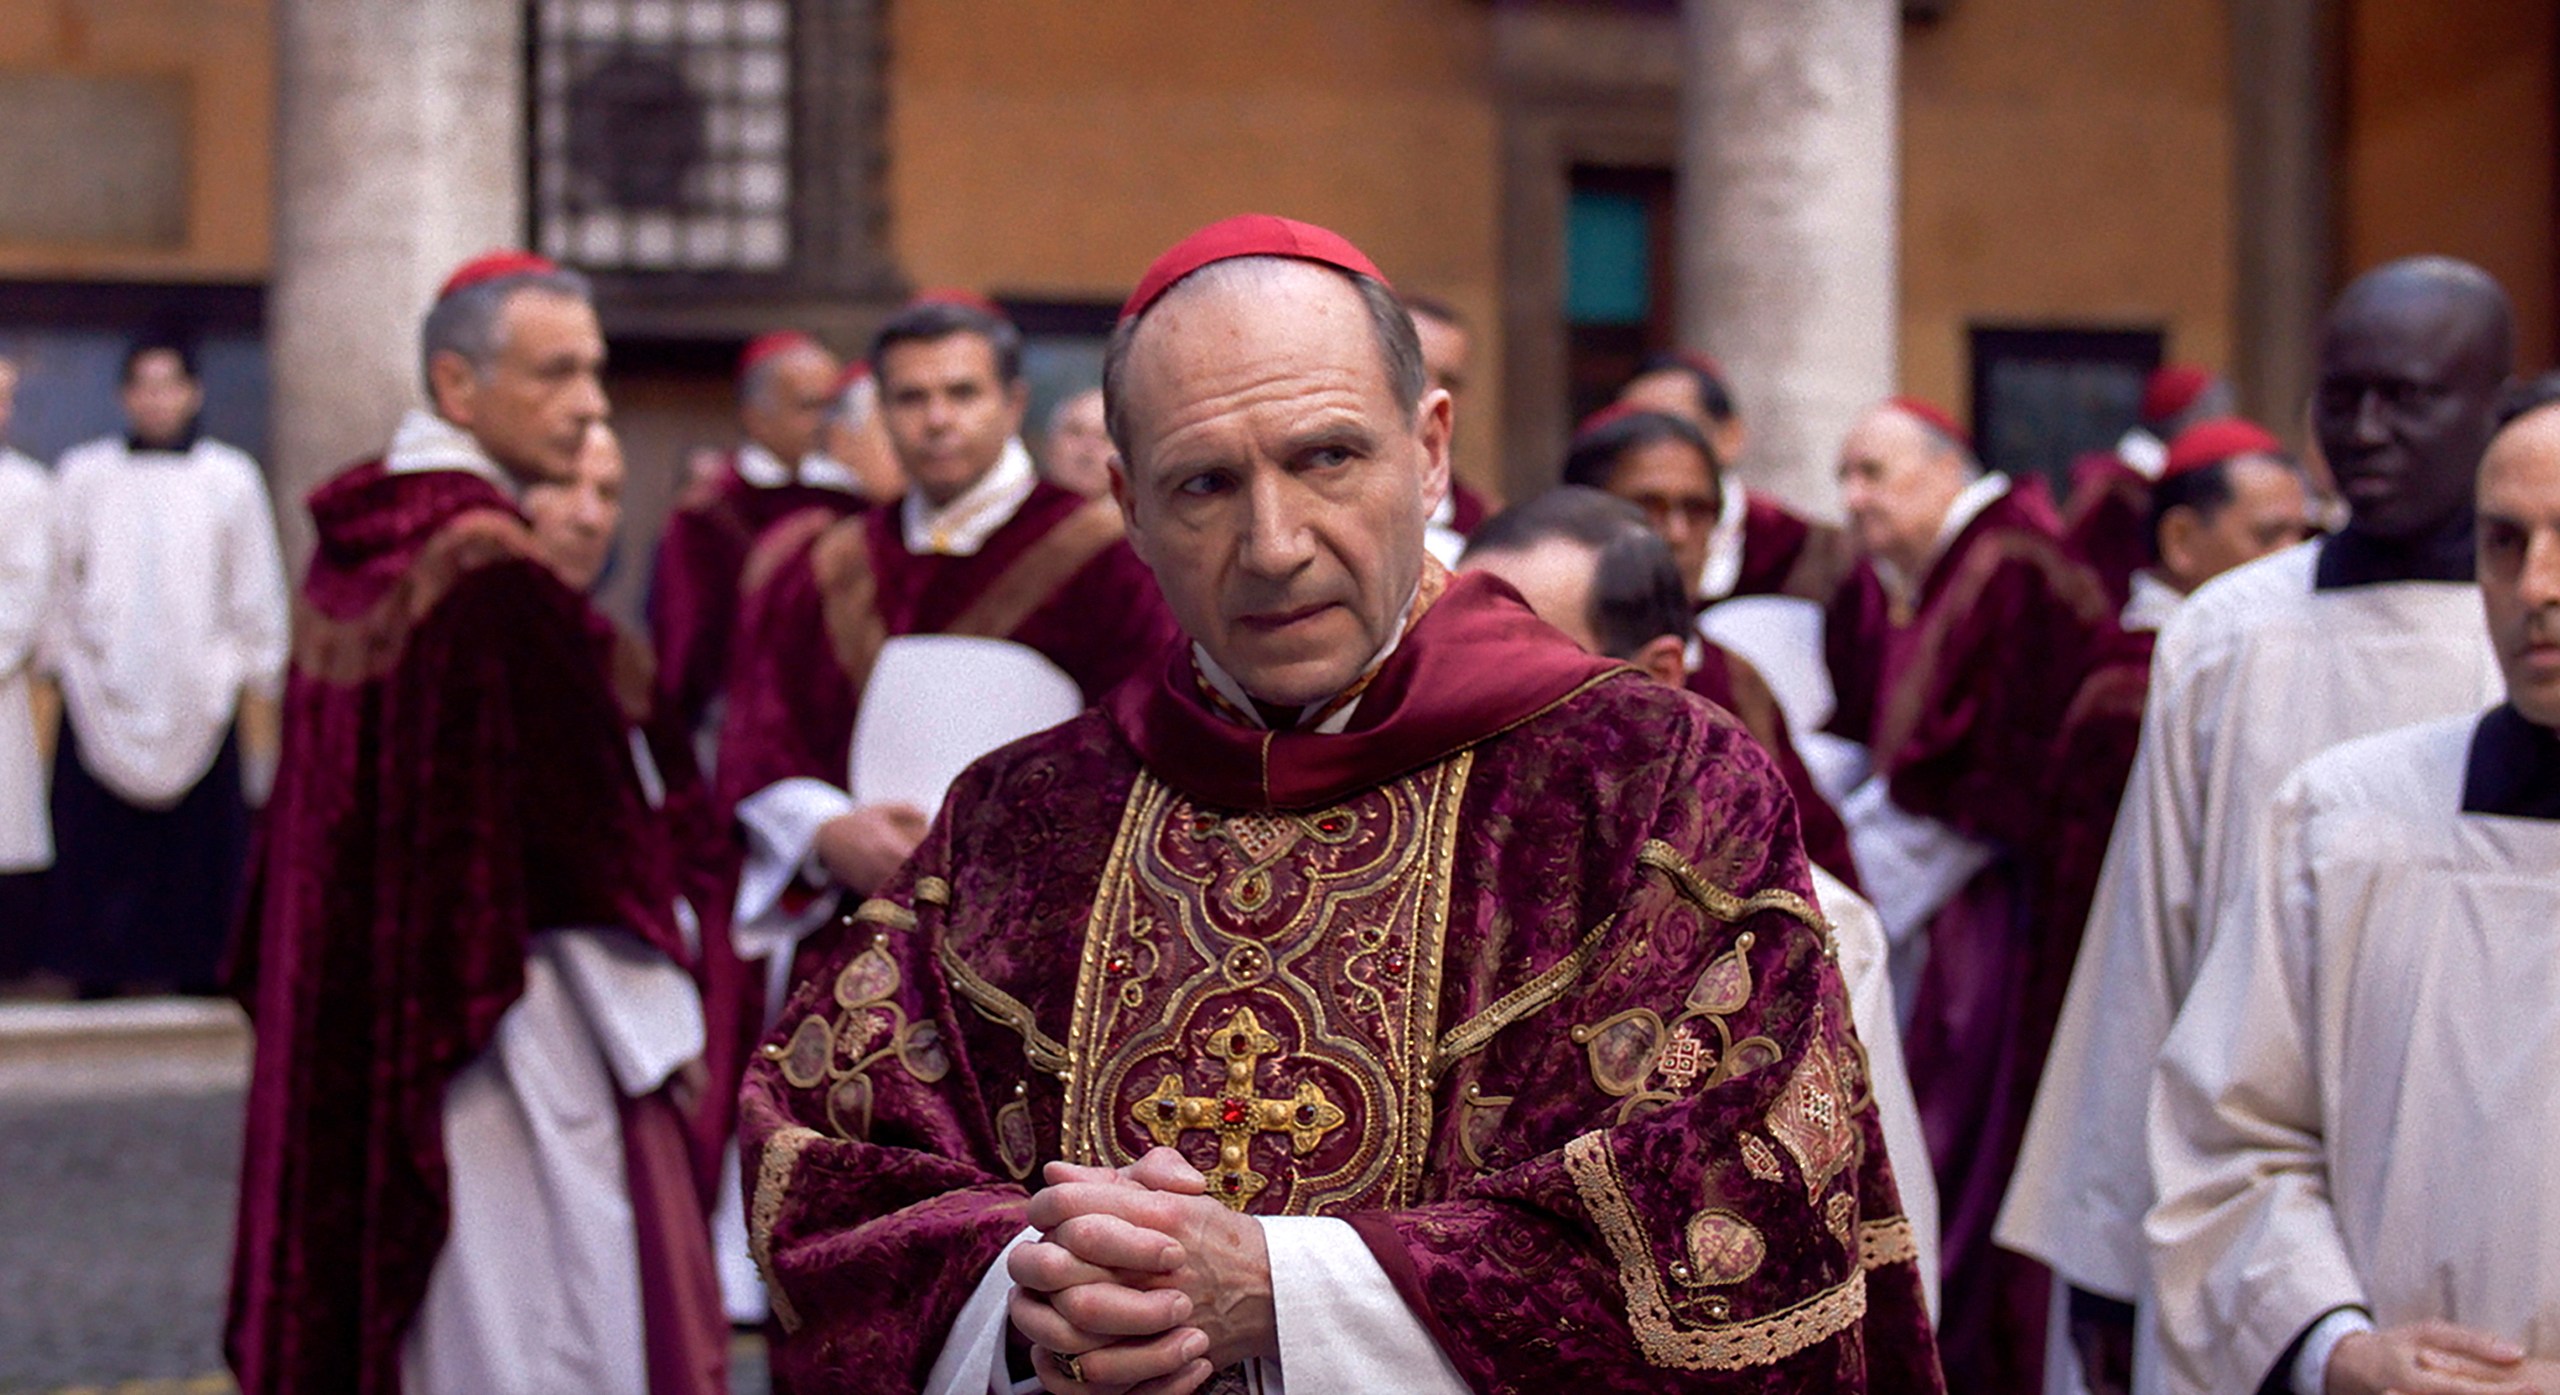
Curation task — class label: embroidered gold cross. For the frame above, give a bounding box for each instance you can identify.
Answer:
[1132,1006,1346,1209]
[1656,1024,1709,1090]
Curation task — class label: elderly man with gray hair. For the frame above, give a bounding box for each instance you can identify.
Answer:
[227,252,724,1395]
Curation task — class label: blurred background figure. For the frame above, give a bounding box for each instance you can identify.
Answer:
[525,417,629,594]
[1036,383,1115,499]
[39,337,288,998]
[2060,364,2242,610]
[0,354,52,981]
[648,331,868,766]
[1614,352,1855,603]
[821,364,907,506]
[1405,293,1495,563]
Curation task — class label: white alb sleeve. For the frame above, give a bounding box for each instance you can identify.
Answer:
[1262,1215,1470,1395]
[539,927,707,1097]
[734,776,857,928]
[1839,776,1997,945]
[923,1229,1041,1395]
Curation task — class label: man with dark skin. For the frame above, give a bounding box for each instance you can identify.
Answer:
[2002,257,2514,1395]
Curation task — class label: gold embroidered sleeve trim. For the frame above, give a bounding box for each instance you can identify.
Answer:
[853,897,919,931]
[1857,1215,1918,1271]
[1637,841,1831,947]
[1564,1130,1867,1370]
[913,876,952,909]
[749,1125,821,1333]
[939,943,1072,1075]
[1431,909,1623,1081]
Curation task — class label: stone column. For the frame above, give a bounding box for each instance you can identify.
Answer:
[268,0,525,565]
[2230,0,2339,443]
[1677,0,1899,520]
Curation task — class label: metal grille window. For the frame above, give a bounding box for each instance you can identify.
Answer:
[530,0,793,273]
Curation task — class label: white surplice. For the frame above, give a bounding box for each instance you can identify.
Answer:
[1816,864,1941,1320]
[2145,712,2560,1394]
[0,448,51,871]
[44,434,288,807]
[1999,541,2501,1316]
[381,412,711,1392]
[400,928,707,1395]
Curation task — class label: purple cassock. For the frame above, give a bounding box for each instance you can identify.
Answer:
[712,478,1178,815]
[740,570,1944,1394]
[1825,486,2119,1395]
[2059,452,2153,614]
[648,454,869,744]
[226,462,723,1395]
[1731,491,1859,603]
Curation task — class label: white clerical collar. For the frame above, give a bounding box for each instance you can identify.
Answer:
[1877,472,2010,603]
[901,437,1037,557]
[1696,479,1752,602]
[1426,482,1457,529]
[2122,569,2184,633]
[2117,426,2166,481]
[736,441,862,493]
[384,409,519,500]
[1191,580,1423,735]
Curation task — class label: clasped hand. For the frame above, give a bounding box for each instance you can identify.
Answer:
[2327,1321,2557,1395]
[1006,1147,1277,1395]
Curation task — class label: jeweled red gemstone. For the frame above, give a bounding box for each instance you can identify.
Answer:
[1220,1173,1241,1192]
[1155,1098,1178,1119]
[1229,1033,1249,1054]
[1219,1098,1248,1125]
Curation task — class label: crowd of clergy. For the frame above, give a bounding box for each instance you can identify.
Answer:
[0,214,2551,1395]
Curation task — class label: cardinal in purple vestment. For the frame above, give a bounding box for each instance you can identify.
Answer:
[649,331,872,752]
[1826,397,2118,1395]
[227,256,721,1395]
[739,216,1940,1395]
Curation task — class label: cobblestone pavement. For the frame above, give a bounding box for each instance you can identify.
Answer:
[0,1086,770,1395]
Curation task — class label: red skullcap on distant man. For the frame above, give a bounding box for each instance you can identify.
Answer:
[1888,395,1975,454]
[438,250,562,301]
[2161,417,2287,479]
[2140,364,2216,427]
[739,331,822,381]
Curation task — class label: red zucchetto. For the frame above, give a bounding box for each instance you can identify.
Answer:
[738,331,822,380]
[1888,395,1975,454]
[436,250,562,300]
[1119,214,1390,323]
[2162,417,2286,479]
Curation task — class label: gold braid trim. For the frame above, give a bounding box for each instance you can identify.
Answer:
[852,897,918,931]
[1637,841,1831,948]
[1564,1131,1867,1370]
[1857,1216,1919,1271]
[750,1125,822,1333]
[939,942,1072,1075]
[1430,831,1832,1081]
[1431,910,1623,1081]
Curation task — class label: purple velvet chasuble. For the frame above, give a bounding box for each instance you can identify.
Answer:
[740,573,1943,1394]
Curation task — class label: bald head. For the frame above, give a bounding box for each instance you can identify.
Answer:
[2314,256,2513,543]
[1837,402,1980,580]
[1105,256,1452,708]
[740,340,842,466]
